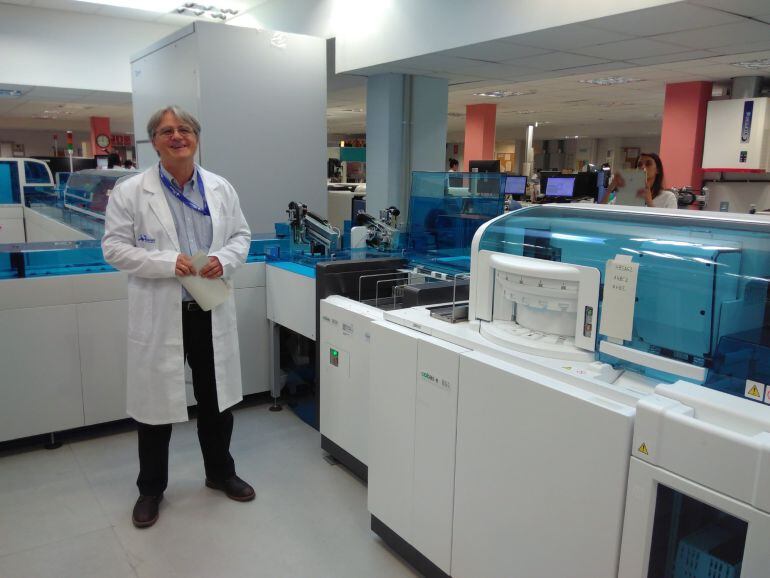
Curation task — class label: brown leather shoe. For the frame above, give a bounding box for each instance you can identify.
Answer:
[205,475,255,502]
[132,494,162,528]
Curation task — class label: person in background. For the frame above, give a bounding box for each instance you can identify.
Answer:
[107,152,122,169]
[448,158,459,172]
[102,105,254,529]
[123,159,136,170]
[603,152,677,208]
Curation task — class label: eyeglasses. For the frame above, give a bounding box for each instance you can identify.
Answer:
[155,126,195,139]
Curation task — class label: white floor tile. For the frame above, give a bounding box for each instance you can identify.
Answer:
[0,528,135,578]
[0,446,111,557]
[0,403,417,578]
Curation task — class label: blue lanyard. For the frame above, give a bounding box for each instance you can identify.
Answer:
[159,164,210,216]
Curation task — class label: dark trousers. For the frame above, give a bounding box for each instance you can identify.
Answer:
[136,307,236,496]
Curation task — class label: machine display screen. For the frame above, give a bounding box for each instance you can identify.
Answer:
[544,177,576,198]
[504,176,527,196]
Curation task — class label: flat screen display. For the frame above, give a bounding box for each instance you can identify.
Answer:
[504,175,526,196]
[544,176,575,198]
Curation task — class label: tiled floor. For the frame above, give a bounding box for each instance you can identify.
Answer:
[0,404,417,578]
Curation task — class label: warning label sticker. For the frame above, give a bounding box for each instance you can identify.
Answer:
[745,380,765,401]
[638,443,649,456]
[765,387,770,406]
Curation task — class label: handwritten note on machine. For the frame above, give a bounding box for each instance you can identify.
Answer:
[599,254,639,341]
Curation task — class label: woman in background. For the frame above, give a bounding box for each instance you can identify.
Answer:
[604,152,677,208]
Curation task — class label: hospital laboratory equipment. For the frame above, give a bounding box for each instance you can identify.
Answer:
[362,205,770,577]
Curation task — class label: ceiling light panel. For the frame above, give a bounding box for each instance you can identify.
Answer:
[472,89,537,98]
[731,58,770,69]
[73,0,180,12]
[579,77,642,86]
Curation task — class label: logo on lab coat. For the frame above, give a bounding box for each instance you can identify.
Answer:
[137,234,156,244]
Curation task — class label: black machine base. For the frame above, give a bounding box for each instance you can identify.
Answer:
[370,515,450,578]
[321,435,367,482]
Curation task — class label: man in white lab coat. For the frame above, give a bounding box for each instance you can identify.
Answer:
[102,105,254,529]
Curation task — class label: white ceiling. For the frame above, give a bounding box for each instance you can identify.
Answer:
[1,0,770,142]
[0,84,134,132]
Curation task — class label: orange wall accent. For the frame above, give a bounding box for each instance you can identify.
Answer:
[659,81,712,192]
[463,104,497,171]
[89,116,112,157]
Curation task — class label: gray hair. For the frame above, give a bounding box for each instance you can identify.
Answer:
[146,105,201,140]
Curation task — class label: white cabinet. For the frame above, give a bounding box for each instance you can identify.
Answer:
[131,21,327,235]
[368,319,469,575]
[702,97,770,173]
[235,286,269,395]
[0,305,84,442]
[79,300,129,425]
[0,262,267,442]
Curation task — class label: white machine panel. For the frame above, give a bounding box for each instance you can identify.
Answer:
[265,264,316,340]
[320,296,383,465]
[619,458,770,578]
[632,382,770,513]
[234,286,269,395]
[451,350,635,578]
[79,299,129,425]
[368,320,420,539]
[702,97,770,172]
[0,305,84,442]
[412,337,467,573]
[368,319,468,574]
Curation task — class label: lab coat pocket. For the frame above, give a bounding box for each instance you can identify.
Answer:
[127,284,154,341]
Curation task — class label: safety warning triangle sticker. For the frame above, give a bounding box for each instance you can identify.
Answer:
[638,443,649,455]
[745,380,765,401]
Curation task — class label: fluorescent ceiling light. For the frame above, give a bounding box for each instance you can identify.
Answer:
[73,1,239,19]
[579,77,641,86]
[73,0,180,12]
[473,89,536,98]
[731,59,770,70]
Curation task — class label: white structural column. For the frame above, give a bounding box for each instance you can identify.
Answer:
[366,74,448,219]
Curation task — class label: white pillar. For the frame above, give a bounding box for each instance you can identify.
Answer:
[366,73,448,220]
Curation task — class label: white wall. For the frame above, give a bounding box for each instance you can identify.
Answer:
[704,181,770,213]
[0,4,177,92]
[0,129,91,157]
[596,136,660,169]
[334,0,680,73]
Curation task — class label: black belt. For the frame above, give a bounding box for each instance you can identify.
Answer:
[183,301,203,312]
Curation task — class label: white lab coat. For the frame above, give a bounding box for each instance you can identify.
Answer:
[102,165,251,424]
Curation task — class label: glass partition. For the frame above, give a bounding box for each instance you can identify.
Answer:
[406,171,506,275]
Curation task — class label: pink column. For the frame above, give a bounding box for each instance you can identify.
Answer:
[90,116,112,157]
[659,81,712,193]
[463,104,497,171]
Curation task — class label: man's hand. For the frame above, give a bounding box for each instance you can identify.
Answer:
[199,256,223,279]
[175,253,196,277]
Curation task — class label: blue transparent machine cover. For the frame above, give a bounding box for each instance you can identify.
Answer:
[476,205,770,398]
[0,237,275,279]
[63,169,138,218]
[406,171,506,274]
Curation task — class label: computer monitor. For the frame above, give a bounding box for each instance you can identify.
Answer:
[573,172,598,200]
[503,175,527,198]
[469,159,500,173]
[543,175,576,198]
